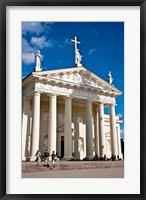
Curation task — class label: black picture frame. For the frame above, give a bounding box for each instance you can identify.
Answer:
[0,0,145,199]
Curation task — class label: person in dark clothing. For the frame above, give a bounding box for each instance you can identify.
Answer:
[51,151,56,167]
[44,149,50,166]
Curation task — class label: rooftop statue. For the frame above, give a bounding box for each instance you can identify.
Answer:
[75,49,82,67]
[71,36,82,67]
[35,50,42,71]
[108,71,114,84]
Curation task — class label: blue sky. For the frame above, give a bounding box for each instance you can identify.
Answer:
[22,22,124,138]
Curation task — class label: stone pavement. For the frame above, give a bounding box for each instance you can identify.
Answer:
[22,167,124,178]
[22,160,124,173]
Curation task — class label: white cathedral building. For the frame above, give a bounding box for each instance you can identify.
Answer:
[22,37,123,161]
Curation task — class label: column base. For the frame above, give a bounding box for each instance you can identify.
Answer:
[30,157,36,161]
[98,155,107,161]
[118,153,123,160]
[111,155,119,161]
[22,157,26,161]
[63,156,73,161]
[100,157,105,161]
[85,155,94,160]
[22,157,33,162]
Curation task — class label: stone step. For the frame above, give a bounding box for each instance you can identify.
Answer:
[22,161,124,173]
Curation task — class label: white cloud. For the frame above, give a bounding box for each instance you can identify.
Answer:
[117,113,124,120]
[88,48,96,55]
[22,22,54,36]
[22,22,45,35]
[120,128,124,135]
[22,38,35,65]
[22,38,34,53]
[30,36,53,49]
[22,37,46,65]
[22,38,36,65]
[65,38,71,45]
[22,52,35,65]
[22,34,52,65]
[58,38,71,48]
[43,22,54,30]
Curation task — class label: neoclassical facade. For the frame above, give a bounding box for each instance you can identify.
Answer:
[22,66,123,161]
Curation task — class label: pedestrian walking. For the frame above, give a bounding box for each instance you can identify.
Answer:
[34,150,41,165]
[44,149,50,167]
[51,151,56,167]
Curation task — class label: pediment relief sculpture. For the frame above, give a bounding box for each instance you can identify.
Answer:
[51,72,103,89]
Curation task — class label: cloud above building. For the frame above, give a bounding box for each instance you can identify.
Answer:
[117,113,124,120]
[22,22,54,65]
[22,22,53,36]
[22,38,35,65]
[30,36,53,49]
[22,22,45,35]
[88,48,96,55]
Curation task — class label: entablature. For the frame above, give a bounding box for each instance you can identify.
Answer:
[34,82,116,104]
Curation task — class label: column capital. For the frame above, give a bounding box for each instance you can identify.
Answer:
[98,101,104,105]
[33,91,41,96]
[98,102,104,107]
[65,96,72,100]
[50,94,57,99]
[87,99,91,102]
[86,99,91,103]
[110,104,115,108]
[48,93,59,97]
[86,98,94,103]
[108,103,117,107]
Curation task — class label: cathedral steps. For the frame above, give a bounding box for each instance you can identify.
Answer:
[22,160,124,173]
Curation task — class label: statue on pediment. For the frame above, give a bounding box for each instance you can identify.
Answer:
[35,50,42,71]
[75,49,82,67]
[108,71,114,84]
[71,36,82,67]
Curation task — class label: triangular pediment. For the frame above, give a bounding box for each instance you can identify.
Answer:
[32,66,122,95]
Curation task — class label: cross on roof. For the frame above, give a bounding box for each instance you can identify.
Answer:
[71,36,81,51]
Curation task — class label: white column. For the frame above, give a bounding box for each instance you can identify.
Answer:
[98,103,106,159]
[30,92,41,161]
[86,101,94,160]
[64,97,73,160]
[22,97,30,161]
[94,108,100,157]
[48,95,57,155]
[117,125,123,159]
[109,104,118,160]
